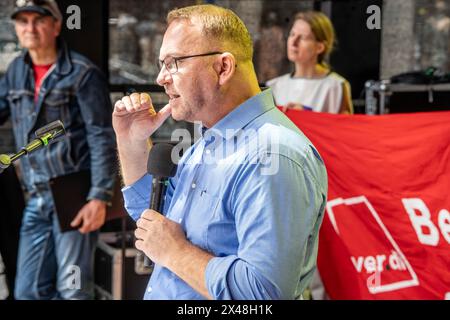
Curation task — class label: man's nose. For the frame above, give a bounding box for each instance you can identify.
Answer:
[156,66,172,86]
[23,21,37,33]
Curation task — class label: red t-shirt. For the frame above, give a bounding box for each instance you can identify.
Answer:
[33,63,53,102]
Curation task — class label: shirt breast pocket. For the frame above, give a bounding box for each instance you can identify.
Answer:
[182,189,221,251]
[7,93,30,121]
[44,91,70,122]
[204,192,237,256]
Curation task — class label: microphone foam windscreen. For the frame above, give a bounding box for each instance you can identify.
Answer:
[147,143,177,177]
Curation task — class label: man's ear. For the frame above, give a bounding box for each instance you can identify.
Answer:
[214,52,236,86]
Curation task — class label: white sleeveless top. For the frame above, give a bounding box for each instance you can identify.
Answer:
[266,72,346,114]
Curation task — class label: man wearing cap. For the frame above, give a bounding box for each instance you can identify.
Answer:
[0,0,116,299]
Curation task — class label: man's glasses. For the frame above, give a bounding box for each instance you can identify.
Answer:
[158,51,222,75]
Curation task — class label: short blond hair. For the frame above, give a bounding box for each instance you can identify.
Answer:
[294,11,335,66]
[167,4,253,62]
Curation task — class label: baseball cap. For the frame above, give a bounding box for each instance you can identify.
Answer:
[11,0,63,21]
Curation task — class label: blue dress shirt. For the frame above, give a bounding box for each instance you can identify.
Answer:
[122,89,328,299]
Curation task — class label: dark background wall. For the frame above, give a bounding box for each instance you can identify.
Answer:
[57,0,109,76]
[325,0,383,104]
[0,167,24,299]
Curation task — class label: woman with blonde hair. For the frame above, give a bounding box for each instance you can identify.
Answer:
[267,11,353,114]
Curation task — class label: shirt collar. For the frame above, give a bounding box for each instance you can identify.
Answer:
[54,39,72,75]
[199,88,275,142]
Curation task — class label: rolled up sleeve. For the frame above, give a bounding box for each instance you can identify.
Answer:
[122,174,152,221]
[206,256,281,299]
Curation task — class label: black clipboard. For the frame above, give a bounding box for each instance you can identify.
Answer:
[49,170,126,232]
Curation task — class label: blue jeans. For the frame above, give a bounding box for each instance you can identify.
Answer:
[15,188,98,300]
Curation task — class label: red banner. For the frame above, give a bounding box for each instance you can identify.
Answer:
[287,110,450,300]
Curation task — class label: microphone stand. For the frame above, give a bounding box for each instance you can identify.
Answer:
[0,154,11,174]
[0,120,65,175]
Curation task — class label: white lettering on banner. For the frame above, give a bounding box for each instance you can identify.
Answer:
[389,251,407,271]
[438,209,450,244]
[364,256,376,273]
[327,196,420,293]
[350,256,364,272]
[402,198,450,246]
[350,251,406,273]
[367,271,381,291]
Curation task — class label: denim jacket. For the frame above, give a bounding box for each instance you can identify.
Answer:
[0,40,116,202]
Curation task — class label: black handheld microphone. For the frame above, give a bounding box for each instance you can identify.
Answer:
[147,143,177,213]
[0,120,65,174]
[141,143,177,268]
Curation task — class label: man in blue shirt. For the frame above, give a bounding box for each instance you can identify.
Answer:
[113,4,328,300]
